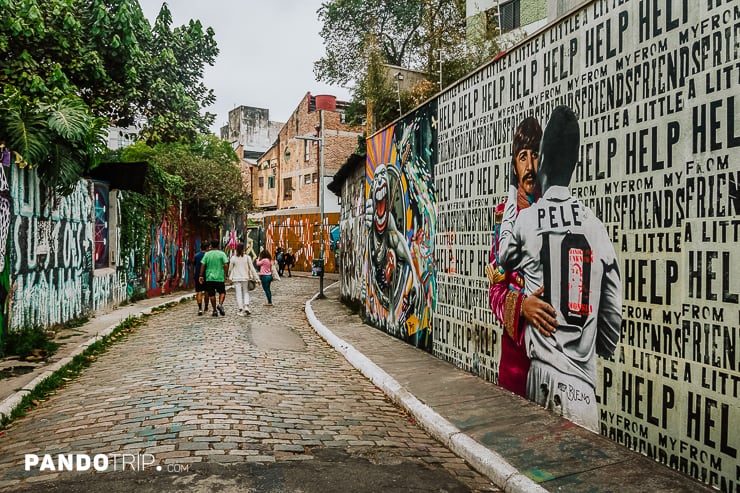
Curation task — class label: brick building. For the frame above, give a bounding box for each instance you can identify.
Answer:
[254,93,364,211]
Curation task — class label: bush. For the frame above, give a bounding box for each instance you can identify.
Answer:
[1,326,60,360]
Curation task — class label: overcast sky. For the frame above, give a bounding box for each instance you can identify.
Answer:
[138,0,352,134]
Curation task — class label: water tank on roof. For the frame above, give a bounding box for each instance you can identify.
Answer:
[315,95,337,112]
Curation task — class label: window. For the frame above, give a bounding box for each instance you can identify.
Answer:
[304,140,310,161]
[259,176,264,187]
[498,0,520,33]
[304,174,311,184]
[283,177,293,199]
[268,176,275,189]
[312,173,318,183]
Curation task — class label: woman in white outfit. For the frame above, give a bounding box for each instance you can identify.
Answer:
[228,243,259,315]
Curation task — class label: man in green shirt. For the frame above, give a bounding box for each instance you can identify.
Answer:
[199,239,229,316]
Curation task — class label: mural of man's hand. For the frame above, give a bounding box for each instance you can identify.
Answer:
[522,286,558,337]
[485,262,505,285]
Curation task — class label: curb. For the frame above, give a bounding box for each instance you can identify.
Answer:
[0,293,194,420]
[305,289,547,493]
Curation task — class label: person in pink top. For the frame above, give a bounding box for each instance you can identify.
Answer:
[255,249,275,306]
[485,117,557,397]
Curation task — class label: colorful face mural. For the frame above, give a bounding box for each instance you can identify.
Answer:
[365,104,437,350]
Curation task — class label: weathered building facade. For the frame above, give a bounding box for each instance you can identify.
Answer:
[250,93,364,273]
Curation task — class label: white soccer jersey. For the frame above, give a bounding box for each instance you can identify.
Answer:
[498,185,622,388]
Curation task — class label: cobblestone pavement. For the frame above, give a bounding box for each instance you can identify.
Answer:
[0,277,497,492]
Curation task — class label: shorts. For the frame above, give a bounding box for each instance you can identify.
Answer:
[205,281,226,297]
[195,278,207,292]
[526,359,598,432]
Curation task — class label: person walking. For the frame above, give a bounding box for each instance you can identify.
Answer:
[193,241,211,316]
[255,249,275,306]
[199,239,229,317]
[229,243,259,316]
[275,246,286,277]
[284,248,295,277]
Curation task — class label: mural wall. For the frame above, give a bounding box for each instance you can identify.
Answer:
[365,104,437,351]
[146,205,187,297]
[262,212,340,273]
[338,163,366,304]
[429,0,739,489]
[7,167,128,329]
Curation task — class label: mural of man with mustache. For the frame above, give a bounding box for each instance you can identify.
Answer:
[486,117,558,397]
[498,106,622,431]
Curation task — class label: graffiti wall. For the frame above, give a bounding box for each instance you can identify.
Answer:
[0,154,11,335]
[430,0,739,489]
[262,212,340,273]
[9,167,93,329]
[146,204,187,297]
[338,163,366,304]
[365,103,437,350]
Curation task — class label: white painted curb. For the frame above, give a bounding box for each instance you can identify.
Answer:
[305,288,548,493]
[0,293,194,420]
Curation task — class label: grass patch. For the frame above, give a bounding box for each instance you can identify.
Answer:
[0,315,144,430]
[1,327,60,360]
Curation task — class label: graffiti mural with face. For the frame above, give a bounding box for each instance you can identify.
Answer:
[365,103,437,350]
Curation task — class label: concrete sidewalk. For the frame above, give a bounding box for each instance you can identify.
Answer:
[306,282,715,493]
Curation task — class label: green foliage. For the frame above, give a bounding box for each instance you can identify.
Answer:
[315,0,425,86]
[0,0,220,168]
[0,87,107,196]
[116,141,185,272]
[153,136,247,229]
[139,4,218,144]
[1,326,59,360]
[316,0,500,131]
[121,136,247,232]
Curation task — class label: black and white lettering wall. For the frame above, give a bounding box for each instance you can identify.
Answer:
[433,0,739,488]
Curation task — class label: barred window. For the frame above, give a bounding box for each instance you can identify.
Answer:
[499,0,520,33]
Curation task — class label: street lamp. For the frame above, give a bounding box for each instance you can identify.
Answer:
[395,72,404,116]
[295,109,326,298]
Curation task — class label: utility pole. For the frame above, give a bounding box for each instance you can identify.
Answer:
[438,49,443,90]
[395,72,404,116]
[295,110,326,298]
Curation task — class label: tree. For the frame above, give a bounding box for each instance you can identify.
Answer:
[0,1,220,150]
[0,88,107,196]
[314,0,425,87]
[138,3,218,144]
[122,136,247,230]
[316,0,498,131]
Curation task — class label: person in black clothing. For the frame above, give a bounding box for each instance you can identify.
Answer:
[284,248,295,277]
[276,246,286,276]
